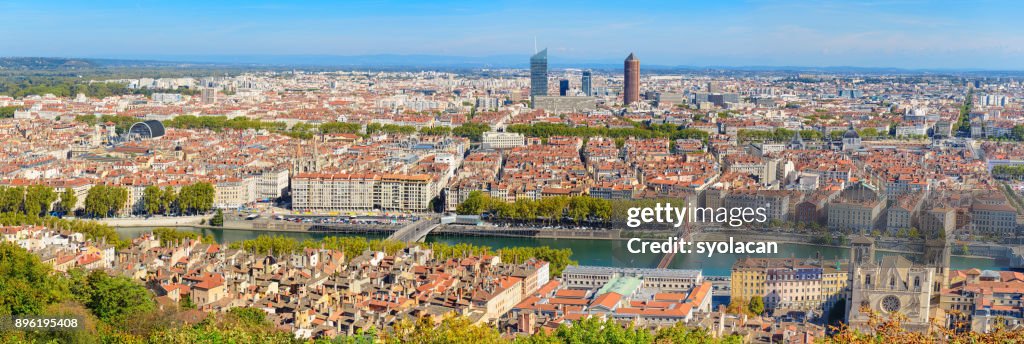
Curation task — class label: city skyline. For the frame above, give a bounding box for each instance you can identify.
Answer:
[3,1,1024,70]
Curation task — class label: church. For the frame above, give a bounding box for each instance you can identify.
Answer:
[846,235,951,332]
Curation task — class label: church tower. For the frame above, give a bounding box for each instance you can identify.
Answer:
[922,237,951,292]
[788,130,805,150]
[849,235,875,273]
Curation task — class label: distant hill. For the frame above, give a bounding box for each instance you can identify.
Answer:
[0,57,100,70]
[1,56,1021,76]
[0,57,205,71]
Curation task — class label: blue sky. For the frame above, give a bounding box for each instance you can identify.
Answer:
[2,0,1023,69]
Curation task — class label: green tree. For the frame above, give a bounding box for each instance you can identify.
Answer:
[387,316,504,344]
[178,182,215,215]
[142,185,163,216]
[227,307,268,326]
[452,123,491,142]
[748,296,765,315]
[0,186,25,213]
[726,297,752,317]
[23,185,57,217]
[517,316,652,344]
[161,186,177,215]
[419,126,452,136]
[456,191,489,215]
[152,227,202,245]
[82,270,155,323]
[654,321,743,344]
[0,242,69,316]
[0,106,19,118]
[83,185,128,218]
[59,187,78,216]
[210,209,225,227]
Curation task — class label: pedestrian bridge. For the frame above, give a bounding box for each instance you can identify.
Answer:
[387,217,440,243]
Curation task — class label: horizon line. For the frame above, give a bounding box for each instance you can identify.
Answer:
[5,55,1024,74]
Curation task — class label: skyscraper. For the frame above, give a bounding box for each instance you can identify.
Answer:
[559,79,569,96]
[530,48,548,107]
[581,70,592,96]
[623,53,640,105]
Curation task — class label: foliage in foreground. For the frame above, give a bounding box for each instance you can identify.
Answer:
[824,307,1024,344]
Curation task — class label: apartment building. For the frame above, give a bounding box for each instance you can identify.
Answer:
[292,172,436,212]
[481,131,526,150]
[214,177,256,209]
[255,168,290,201]
[731,257,848,314]
[941,269,1024,333]
[562,266,704,293]
[828,197,886,232]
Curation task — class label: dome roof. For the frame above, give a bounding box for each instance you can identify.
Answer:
[127,120,165,139]
[843,128,860,139]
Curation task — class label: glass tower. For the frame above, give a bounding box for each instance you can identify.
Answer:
[582,70,592,96]
[530,48,548,106]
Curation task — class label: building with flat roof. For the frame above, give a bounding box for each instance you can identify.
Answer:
[292,172,436,212]
[481,131,525,150]
[562,265,704,293]
[623,53,640,104]
[532,96,596,113]
[530,49,548,107]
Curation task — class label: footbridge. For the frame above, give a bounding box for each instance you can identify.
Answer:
[387,216,440,243]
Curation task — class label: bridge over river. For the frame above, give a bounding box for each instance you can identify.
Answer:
[386,216,440,243]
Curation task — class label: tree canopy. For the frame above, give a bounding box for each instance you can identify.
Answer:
[83,185,128,218]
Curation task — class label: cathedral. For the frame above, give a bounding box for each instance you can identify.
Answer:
[292,135,324,174]
[846,235,951,332]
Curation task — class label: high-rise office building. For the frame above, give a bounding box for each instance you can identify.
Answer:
[201,87,217,104]
[559,79,569,96]
[530,49,548,107]
[623,53,640,105]
[581,70,592,96]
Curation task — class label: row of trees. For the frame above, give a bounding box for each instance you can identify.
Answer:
[0,185,65,217]
[456,192,613,223]
[953,90,973,135]
[74,114,141,135]
[0,106,17,118]
[737,128,824,143]
[364,122,491,142]
[227,235,408,258]
[0,212,125,248]
[140,182,216,216]
[75,113,495,144]
[507,122,709,142]
[0,80,134,98]
[428,241,576,278]
[0,181,216,219]
[387,315,743,344]
[163,114,288,132]
[83,185,128,218]
[738,126,903,143]
[993,165,1024,180]
[152,227,216,246]
[225,234,578,279]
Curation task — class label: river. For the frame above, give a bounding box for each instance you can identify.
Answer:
[115,226,1001,276]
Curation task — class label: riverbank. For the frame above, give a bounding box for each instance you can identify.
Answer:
[113,225,1006,277]
[112,220,1005,262]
